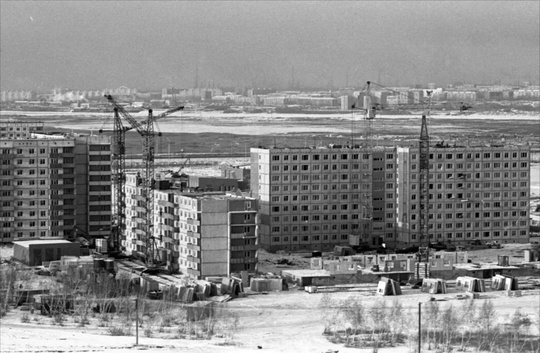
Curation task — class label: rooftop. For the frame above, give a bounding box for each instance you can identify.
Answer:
[13,239,74,248]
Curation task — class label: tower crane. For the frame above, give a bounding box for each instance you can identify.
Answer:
[418,91,433,277]
[351,82,434,254]
[350,81,377,246]
[102,95,183,266]
[361,82,376,244]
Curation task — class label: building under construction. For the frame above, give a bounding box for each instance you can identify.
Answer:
[250,145,398,252]
[250,143,531,252]
[122,172,258,277]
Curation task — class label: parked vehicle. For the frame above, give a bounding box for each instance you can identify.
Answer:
[486,241,501,249]
[429,242,447,251]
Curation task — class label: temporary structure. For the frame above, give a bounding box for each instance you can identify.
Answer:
[456,276,485,292]
[377,277,402,296]
[421,278,447,294]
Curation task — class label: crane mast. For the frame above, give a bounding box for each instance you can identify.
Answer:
[361,81,375,243]
[418,91,432,276]
[111,108,126,252]
[143,109,156,266]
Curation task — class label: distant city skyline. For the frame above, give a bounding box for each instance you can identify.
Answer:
[1,1,539,91]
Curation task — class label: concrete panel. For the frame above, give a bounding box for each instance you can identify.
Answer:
[201,213,228,225]
[201,231,228,242]
[201,263,228,278]
[201,251,228,263]
[201,238,228,251]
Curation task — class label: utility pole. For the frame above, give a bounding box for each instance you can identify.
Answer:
[135,297,139,345]
[418,302,422,353]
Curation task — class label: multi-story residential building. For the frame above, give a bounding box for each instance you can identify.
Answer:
[250,145,398,252]
[0,90,36,102]
[0,131,112,243]
[124,173,258,277]
[251,143,531,252]
[396,145,531,246]
[0,121,44,139]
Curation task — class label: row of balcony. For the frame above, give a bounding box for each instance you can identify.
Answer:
[230,232,257,239]
[230,257,258,264]
[230,244,259,251]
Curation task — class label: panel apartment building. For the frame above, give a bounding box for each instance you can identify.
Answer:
[396,145,531,246]
[124,173,258,278]
[251,146,398,252]
[0,125,112,243]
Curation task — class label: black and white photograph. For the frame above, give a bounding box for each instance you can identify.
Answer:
[1,1,539,352]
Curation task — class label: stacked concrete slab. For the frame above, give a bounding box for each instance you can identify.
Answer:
[421,278,447,294]
[377,277,402,296]
[491,274,518,291]
[456,276,485,292]
[250,278,287,292]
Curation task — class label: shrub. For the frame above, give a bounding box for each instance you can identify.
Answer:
[21,313,30,323]
[108,325,127,336]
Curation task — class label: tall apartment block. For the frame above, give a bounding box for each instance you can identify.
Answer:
[250,146,398,252]
[124,173,258,278]
[396,145,531,246]
[0,121,44,139]
[0,126,112,243]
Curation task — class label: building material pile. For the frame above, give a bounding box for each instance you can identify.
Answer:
[491,274,518,291]
[421,278,447,294]
[456,276,485,292]
[250,277,288,292]
[377,277,402,296]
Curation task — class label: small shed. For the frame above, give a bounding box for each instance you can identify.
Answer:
[250,278,287,292]
[456,276,485,292]
[421,278,447,294]
[281,269,332,287]
[377,277,402,296]
[13,240,80,266]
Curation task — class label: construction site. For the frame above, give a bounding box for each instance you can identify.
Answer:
[1,84,539,353]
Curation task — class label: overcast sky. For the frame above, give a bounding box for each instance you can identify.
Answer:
[1,1,538,91]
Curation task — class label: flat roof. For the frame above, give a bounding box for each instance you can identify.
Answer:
[454,263,520,271]
[281,269,331,278]
[13,239,74,248]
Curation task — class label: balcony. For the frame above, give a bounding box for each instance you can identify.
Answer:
[187,231,200,239]
[187,268,200,277]
[230,232,256,239]
[132,195,145,202]
[187,243,201,251]
[158,200,174,208]
[187,256,201,264]
[186,218,200,226]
